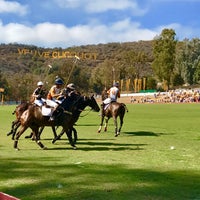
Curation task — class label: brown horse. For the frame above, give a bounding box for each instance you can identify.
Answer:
[7,102,31,139]
[98,101,128,136]
[7,102,58,140]
[13,95,100,150]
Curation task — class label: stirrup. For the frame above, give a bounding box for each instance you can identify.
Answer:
[49,116,55,121]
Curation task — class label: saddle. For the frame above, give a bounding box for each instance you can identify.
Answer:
[41,105,53,116]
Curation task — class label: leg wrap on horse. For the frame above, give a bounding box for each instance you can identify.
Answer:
[37,140,45,148]
[14,140,18,149]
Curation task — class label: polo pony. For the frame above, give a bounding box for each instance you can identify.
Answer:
[13,95,100,150]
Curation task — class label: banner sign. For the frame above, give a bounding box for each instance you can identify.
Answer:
[18,48,97,60]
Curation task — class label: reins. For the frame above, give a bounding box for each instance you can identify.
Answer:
[79,108,92,117]
[60,94,97,118]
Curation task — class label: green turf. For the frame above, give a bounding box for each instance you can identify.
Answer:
[0,103,200,200]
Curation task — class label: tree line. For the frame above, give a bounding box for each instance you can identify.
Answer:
[0,28,200,101]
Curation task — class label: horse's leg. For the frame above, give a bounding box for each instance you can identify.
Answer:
[51,126,58,139]
[24,132,33,139]
[14,125,28,150]
[67,127,78,144]
[7,120,17,136]
[98,115,105,133]
[12,121,21,140]
[113,117,118,137]
[72,127,78,144]
[37,126,45,140]
[104,118,109,132]
[66,129,76,149]
[52,127,77,144]
[33,127,47,150]
[7,119,20,139]
[52,128,65,144]
[118,113,125,135]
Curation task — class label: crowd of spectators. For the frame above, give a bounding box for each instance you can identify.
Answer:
[130,89,200,103]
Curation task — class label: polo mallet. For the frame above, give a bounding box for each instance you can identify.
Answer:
[65,55,80,86]
[43,64,53,85]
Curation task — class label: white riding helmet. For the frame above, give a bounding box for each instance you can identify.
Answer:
[37,81,44,86]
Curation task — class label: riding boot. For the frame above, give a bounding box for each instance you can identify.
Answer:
[49,106,62,121]
[49,108,57,121]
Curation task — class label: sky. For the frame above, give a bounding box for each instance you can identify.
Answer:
[0,0,200,48]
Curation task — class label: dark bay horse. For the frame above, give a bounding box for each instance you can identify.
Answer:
[98,101,128,136]
[13,95,100,150]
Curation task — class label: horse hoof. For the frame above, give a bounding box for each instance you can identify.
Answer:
[15,148,20,151]
[43,147,48,150]
[73,146,77,150]
[52,139,55,144]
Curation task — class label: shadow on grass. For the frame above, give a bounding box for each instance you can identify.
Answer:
[0,158,199,200]
[124,131,162,137]
[75,123,100,127]
[48,140,147,151]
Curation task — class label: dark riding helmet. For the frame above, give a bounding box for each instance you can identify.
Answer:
[55,78,64,85]
[113,82,119,87]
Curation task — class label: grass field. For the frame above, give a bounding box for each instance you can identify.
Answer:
[0,103,200,200]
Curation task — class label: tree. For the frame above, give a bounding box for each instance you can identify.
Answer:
[178,38,200,85]
[91,59,116,93]
[152,29,177,90]
[0,70,10,101]
[123,50,148,79]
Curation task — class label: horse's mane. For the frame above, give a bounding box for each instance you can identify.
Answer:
[101,88,108,101]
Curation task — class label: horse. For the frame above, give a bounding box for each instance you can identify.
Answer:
[98,101,128,137]
[52,95,100,144]
[7,102,58,140]
[13,95,100,150]
[7,102,32,139]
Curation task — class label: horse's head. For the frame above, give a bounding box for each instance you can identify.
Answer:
[60,92,81,111]
[60,93,100,114]
[84,95,100,112]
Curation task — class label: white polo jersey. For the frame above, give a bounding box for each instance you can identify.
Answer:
[109,86,119,101]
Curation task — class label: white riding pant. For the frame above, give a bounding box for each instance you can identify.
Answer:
[34,98,45,107]
[46,99,59,108]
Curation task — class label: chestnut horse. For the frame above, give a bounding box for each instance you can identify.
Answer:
[98,101,128,137]
[13,95,100,150]
[7,102,58,140]
[7,102,31,139]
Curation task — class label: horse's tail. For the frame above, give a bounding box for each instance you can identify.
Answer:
[121,103,128,113]
[12,104,19,115]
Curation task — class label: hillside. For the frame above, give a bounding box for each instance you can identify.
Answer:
[0,41,154,100]
[0,41,153,75]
